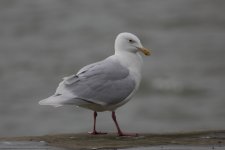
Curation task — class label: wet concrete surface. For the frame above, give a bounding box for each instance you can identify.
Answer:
[0,141,224,150]
[0,141,66,150]
[0,130,224,150]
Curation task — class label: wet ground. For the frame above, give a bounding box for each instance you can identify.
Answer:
[0,130,224,150]
[0,142,224,150]
[0,141,66,150]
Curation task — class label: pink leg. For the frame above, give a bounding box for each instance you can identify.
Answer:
[88,111,107,135]
[112,111,138,136]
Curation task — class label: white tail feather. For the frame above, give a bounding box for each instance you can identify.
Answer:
[39,95,72,107]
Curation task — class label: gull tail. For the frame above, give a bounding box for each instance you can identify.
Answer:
[39,94,73,107]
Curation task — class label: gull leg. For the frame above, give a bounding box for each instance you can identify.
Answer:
[88,111,107,135]
[112,111,138,136]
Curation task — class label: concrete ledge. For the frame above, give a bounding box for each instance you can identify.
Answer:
[0,130,224,150]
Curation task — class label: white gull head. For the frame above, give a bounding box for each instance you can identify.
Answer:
[114,32,151,56]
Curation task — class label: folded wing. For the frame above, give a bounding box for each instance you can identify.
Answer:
[39,57,136,107]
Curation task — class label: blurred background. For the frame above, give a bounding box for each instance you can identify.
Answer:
[0,0,225,137]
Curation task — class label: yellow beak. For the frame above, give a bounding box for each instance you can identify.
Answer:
[138,47,151,56]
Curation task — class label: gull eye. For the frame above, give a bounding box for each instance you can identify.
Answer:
[128,39,134,43]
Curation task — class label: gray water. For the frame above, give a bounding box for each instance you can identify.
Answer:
[0,0,225,137]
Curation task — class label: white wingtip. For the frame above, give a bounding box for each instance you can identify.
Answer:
[39,96,63,107]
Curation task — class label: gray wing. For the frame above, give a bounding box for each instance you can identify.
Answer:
[56,57,136,106]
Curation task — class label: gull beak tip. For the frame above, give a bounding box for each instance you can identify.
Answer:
[138,47,152,56]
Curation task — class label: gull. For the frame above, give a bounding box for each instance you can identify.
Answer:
[39,32,151,136]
